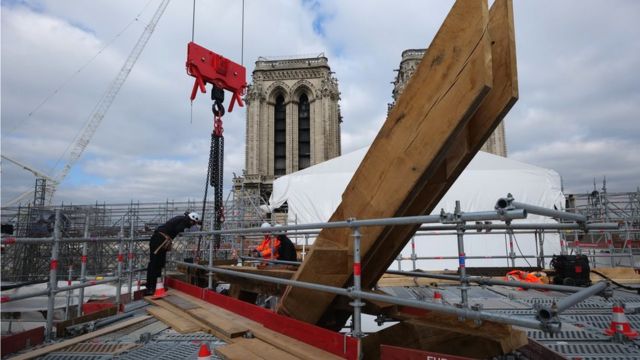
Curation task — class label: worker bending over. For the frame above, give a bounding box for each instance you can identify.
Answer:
[253,223,297,262]
[145,211,201,296]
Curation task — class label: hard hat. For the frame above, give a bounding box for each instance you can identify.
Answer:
[261,222,271,228]
[188,212,201,222]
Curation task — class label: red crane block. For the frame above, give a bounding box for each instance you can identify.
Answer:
[186,41,247,112]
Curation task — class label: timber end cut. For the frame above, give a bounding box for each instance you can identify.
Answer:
[279,0,521,356]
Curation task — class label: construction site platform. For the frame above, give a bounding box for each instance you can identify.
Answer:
[5,270,640,360]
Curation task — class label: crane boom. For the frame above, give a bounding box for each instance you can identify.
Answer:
[1,155,56,182]
[53,0,171,201]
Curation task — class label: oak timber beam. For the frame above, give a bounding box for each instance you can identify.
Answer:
[279,0,495,326]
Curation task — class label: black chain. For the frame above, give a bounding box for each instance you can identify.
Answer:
[211,84,225,250]
[195,132,215,261]
[212,134,223,249]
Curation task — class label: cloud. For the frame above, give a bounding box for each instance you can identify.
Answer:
[2,0,639,207]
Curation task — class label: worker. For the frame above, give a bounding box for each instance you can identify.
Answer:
[274,224,297,262]
[144,211,201,296]
[252,223,297,263]
[253,222,278,260]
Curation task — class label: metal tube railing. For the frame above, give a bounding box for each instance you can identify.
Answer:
[420,223,619,231]
[554,281,609,313]
[384,270,586,293]
[496,194,587,223]
[174,260,560,333]
[350,224,364,342]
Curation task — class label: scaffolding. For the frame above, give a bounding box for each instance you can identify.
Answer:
[0,185,271,283]
[563,183,640,267]
[1,198,624,344]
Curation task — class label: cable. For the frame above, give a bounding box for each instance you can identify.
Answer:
[191,0,196,42]
[241,0,245,66]
[511,230,532,267]
[591,269,640,292]
[7,0,155,136]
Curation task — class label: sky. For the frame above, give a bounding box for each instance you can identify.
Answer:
[1,0,639,207]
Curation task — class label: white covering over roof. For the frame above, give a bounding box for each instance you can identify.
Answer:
[269,148,565,270]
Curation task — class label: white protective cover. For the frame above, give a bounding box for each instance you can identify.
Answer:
[269,148,565,270]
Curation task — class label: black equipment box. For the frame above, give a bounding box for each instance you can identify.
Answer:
[550,255,592,287]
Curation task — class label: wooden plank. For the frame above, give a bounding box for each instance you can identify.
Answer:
[188,308,248,338]
[56,305,117,337]
[591,267,640,284]
[11,315,151,360]
[169,290,343,360]
[279,0,493,326]
[146,306,202,333]
[216,342,264,360]
[362,317,526,359]
[216,338,301,360]
[145,296,220,338]
[163,294,199,310]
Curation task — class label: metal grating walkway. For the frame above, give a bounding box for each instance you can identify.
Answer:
[545,342,640,359]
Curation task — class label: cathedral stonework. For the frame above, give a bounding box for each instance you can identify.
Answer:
[390,49,508,157]
[235,55,341,201]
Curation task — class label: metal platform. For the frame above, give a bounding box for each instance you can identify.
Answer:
[35,322,227,360]
[380,284,640,359]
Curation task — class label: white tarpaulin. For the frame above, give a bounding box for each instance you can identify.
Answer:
[269,148,565,270]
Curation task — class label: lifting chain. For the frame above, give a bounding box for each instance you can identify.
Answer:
[210,85,225,249]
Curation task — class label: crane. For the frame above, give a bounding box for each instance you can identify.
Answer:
[2,0,171,207]
[1,155,58,206]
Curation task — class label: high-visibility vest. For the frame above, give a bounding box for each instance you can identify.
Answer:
[256,235,281,259]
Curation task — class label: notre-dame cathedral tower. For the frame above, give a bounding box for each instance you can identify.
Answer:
[234,55,341,202]
[390,49,508,157]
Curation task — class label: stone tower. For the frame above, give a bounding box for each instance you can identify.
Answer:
[235,54,341,201]
[390,49,507,157]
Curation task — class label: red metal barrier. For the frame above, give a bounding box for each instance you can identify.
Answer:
[1,326,45,357]
[82,302,116,315]
[380,344,474,360]
[166,277,359,359]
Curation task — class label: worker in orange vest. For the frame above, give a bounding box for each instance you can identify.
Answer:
[253,222,280,260]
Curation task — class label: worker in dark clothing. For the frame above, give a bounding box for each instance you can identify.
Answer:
[252,223,297,263]
[274,224,297,262]
[144,212,201,296]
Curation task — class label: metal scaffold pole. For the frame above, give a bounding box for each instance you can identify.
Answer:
[115,220,124,312]
[45,209,61,342]
[77,214,89,317]
[128,208,135,301]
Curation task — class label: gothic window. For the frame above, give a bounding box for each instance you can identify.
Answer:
[298,93,311,170]
[274,95,286,176]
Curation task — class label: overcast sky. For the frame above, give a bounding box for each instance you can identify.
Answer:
[1,0,639,207]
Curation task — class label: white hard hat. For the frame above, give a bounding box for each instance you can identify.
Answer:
[261,222,271,228]
[188,212,201,222]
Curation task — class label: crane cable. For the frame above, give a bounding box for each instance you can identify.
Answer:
[194,0,245,260]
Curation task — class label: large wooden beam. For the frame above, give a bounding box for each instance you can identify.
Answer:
[361,0,518,290]
[278,0,498,326]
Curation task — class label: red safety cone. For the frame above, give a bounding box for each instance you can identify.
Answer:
[433,291,443,304]
[151,277,167,299]
[197,342,212,360]
[604,304,638,339]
